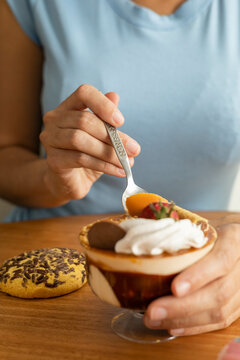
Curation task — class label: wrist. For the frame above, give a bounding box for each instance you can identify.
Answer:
[42,167,72,207]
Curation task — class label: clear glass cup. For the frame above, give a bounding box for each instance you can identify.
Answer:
[79,216,217,343]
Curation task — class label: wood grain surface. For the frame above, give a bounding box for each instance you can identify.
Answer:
[0,211,240,360]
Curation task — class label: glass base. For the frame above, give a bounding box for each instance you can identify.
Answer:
[111,310,176,344]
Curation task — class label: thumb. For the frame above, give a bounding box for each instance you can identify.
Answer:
[105,92,120,107]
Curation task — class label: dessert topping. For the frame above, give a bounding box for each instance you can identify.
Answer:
[88,221,126,251]
[140,201,179,220]
[115,218,208,255]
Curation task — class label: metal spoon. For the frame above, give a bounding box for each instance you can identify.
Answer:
[105,123,146,212]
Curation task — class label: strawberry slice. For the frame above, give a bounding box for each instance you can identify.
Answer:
[139,201,179,220]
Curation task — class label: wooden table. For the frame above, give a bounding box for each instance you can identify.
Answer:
[0,211,240,360]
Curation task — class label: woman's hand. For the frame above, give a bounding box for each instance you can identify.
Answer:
[144,222,240,336]
[40,85,141,205]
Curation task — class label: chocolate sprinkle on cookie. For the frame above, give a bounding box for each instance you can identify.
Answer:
[0,248,87,298]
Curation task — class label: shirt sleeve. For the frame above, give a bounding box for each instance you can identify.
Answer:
[6,0,41,45]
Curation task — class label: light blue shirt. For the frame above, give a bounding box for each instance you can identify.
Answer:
[4,0,240,222]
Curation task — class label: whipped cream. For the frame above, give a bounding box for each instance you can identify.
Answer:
[115,218,208,256]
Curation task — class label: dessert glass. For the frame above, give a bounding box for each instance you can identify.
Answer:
[79,216,217,343]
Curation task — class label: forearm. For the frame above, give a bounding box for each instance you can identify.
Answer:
[0,146,69,208]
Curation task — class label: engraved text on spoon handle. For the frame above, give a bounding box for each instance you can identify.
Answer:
[104,123,132,178]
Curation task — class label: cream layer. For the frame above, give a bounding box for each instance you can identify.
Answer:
[86,240,215,276]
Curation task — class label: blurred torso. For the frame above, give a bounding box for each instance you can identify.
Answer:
[5,0,240,221]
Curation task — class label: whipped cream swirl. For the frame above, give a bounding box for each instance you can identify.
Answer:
[115,218,208,256]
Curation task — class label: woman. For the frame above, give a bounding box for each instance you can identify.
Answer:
[0,0,240,336]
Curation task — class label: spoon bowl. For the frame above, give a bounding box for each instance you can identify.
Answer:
[121,181,146,212]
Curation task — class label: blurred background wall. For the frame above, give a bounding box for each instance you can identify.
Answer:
[229,168,240,211]
[0,199,13,222]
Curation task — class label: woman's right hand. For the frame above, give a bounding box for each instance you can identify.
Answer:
[40,84,141,205]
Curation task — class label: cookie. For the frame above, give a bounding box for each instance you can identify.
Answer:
[0,247,86,298]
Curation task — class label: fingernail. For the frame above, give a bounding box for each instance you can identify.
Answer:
[150,307,168,321]
[170,328,184,335]
[175,281,190,296]
[146,319,162,327]
[129,157,134,166]
[126,140,140,155]
[113,110,124,125]
[117,168,125,176]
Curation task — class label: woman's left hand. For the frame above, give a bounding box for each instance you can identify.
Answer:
[144,222,240,336]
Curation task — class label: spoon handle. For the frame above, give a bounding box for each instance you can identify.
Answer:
[104,123,133,181]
